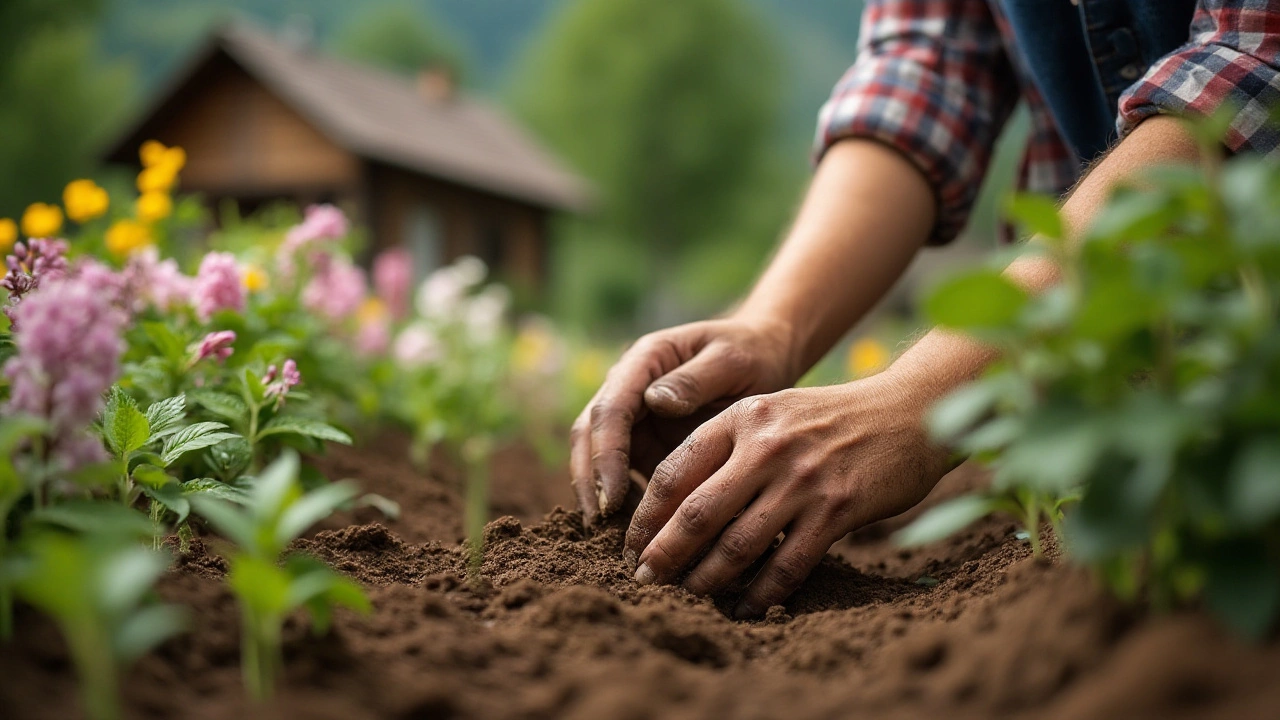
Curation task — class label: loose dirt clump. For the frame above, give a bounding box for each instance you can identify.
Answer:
[2,440,1278,720]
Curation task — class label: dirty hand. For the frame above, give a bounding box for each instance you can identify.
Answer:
[570,317,798,525]
[624,373,951,618]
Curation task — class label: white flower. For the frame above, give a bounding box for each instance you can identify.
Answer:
[416,267,465,320]
[451,255,487,289]
[393,323,442,369]
[465,285,510,344]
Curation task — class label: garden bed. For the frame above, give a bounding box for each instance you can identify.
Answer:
[2,436,1278,720]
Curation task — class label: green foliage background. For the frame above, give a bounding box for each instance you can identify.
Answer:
[6,0,1023,335]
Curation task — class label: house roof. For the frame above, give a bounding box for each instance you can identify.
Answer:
[105,22,591,212]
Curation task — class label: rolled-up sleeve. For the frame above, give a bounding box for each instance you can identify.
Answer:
[1118,0,1280,154]
[815,0,1020,244]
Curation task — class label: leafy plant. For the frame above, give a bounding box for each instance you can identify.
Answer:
[4,533,186,720]
[899,123,1280,638]
[190,450,370,700]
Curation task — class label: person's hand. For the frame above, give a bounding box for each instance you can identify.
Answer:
[623,372,952,618]
[570,317,799,526]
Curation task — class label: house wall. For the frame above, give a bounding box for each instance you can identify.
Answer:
[367,163,547,292]
[151,61,362,206]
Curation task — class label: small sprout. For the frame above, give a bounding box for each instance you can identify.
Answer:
[6,533,186,720]
[190,450,369,700]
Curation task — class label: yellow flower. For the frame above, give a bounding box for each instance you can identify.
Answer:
[136,192,173,223]
[137,165,178,194]
[62,180,110,224]
[140,140,186,173]
[847,338,890,378]
[571,349,608,391]
[356,297,386,322]
[105,219,152,257]
[21,203,63,239]
[512,325,554,375]
[242,264,269,293]
[0,218,16,252]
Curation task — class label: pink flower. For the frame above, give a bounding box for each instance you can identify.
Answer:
[3,274,127,468]
[263,359,301,405]
[2,239,69,326]
[301,253,367,321]
[373,247,412,319]
[125,247,193,313]
[277,204,350,277]
[70,258,128,310]
[193,330,236,364]
[393,323,441,369]
[193,252,245,322]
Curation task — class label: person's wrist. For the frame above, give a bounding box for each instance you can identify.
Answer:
[728,309,805,385]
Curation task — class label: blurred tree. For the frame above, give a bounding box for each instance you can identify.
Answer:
[0,1,135,219]
[331,2,467,77]
[515,0,788,329]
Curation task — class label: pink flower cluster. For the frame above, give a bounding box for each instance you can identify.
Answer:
[193,330,236,365]
[278,204,350,277]
[3,274,128,467]
[302,253,368,321]
[125,248,193,313]
[2,239,69,326]
[193,252,245,322]
[373,248,412,319]
[263,359,301,406]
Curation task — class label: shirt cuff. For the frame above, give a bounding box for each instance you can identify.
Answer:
[1117,43,1280,154]
[815,57,1003,245]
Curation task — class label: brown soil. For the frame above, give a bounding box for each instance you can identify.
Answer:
[2,436,1278,720]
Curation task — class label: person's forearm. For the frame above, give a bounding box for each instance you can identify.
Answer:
[887,115,1203,409]
[734,139,936,381]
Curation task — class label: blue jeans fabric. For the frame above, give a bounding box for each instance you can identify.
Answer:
[1000,0,1198,162]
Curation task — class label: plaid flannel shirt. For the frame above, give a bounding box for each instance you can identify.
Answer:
[816,0,1280,244]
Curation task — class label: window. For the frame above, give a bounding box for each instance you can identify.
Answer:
[405,203,443,284]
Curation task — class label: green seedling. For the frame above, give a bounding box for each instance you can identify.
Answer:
[901,123,1280,638]
[99,388,244,546]
[187,364,352,471]
[4,533,186,720]
[190,450,370,701]
[0,414,49,638]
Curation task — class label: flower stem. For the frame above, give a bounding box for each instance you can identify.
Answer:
[463,439,491,574]
[1024,494,1043,559]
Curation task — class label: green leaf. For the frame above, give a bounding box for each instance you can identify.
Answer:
[1229,439,1280,527]
[227,554,291,616]
[103,387,150,459]
[248,450,302,521]
[275,481,360,547]
[114,605,188,663]
[925,270,1029,331]
[132,464,176,490]
[142,482,191,525]
[894,495,1001,547]
[142,321,187,364]
[144,395,187,442]
[187,390,248,425]
[188,496,255,550]
[204,437,252,483]
[99,546,170,614]
[928,380,1001,443]
[181,478,249,504]
[1204,540,1280,640]
[1005,193,1063,240]
[241,366,267,405]
[27,502,155,540]
[160,423,241,467]
[256,417,353,445]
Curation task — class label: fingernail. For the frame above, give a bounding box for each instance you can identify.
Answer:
[634,563,656,586]
[733,601,756,620]
[651,384,677,401]
[594,472,610,515]
[622,548,638,569]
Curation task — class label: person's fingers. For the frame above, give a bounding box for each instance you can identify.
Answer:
[633,458,764,586]
[589,347,665,518]
[644,342,753,418]
[624,418,734,568]
[733,518,832,619]
[569,412,598,526]
[681,487,798,596]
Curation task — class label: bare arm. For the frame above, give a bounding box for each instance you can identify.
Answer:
[624,115,1208,617]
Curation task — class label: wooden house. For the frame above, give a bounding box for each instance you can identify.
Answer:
[104,23,590,292]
